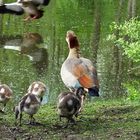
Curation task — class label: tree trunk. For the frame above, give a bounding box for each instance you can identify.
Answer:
[128,0,136,19]
[0,15,3,35]
[112,0,124,97]
[91,0,101,64]
[127,0,136,70]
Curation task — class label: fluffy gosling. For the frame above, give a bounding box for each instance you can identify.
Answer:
[14,81,46,126]
[57,87,85,127]
[0,84,13,113]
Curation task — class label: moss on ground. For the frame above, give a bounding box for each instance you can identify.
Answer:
[0,99,140,139]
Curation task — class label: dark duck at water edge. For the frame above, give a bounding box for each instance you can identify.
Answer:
[61,30,99,97]
[0,0,50,21]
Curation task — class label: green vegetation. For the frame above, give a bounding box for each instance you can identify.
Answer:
[0,0,140,139]
[1,99,140,139]
[107,18,140,102]
[123,80,140,101]
[108,18,140,63]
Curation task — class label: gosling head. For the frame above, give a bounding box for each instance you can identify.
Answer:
[27,81,46,98]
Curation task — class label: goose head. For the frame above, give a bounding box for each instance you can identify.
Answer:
[66,30,79,49]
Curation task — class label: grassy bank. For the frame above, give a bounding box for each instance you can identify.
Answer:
[0,98,140,140]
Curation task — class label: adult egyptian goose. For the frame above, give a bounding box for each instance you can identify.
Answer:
[57,87,85,127]
[14,81,46,125]
[0,0,50,20]
[61,30,99,97]
[0,84,13,113]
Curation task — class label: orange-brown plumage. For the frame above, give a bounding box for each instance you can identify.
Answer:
[79,75,94,88]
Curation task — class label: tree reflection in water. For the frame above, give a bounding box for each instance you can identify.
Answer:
[1,32,48,76]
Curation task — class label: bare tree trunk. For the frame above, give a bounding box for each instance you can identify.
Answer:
[128,0,132,19]
[91,0,101,64]
[127,0,136,70]
[0,15,3,35]
[132,0,136,17]
[128,0,136,19]
[111,0,124,97]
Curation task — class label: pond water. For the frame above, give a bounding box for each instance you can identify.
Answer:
[0,0,139,103]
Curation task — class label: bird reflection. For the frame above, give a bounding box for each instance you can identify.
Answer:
[1,32,48,75]
[0,0,50,21]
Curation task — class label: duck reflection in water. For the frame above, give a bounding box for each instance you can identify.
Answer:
[0,0,50,21]
[2,32,48,75]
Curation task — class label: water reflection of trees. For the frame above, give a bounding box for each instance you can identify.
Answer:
[0,33,48,100]
[1,33,48,76]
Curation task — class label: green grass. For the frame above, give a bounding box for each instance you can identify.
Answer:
[0,99,140,139]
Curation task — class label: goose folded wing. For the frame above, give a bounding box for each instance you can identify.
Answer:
[71,61,96,88]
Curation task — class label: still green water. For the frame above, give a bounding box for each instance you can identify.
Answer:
[0,0,139,103]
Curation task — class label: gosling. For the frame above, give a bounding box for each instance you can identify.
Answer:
[57,87,85,127]
[0,84,13,113]
[14,81,46,126]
